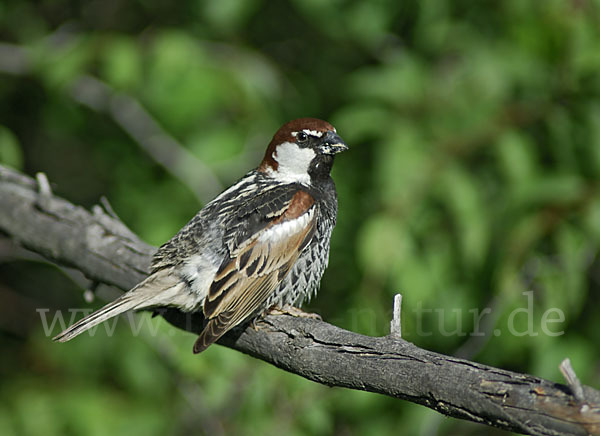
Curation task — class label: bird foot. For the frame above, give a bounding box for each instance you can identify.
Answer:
[268,304,322,320]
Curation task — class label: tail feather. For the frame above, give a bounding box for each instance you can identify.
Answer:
[53,293,145,342]
[53,268,185,343]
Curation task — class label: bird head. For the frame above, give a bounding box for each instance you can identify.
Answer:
[258,118,347,185]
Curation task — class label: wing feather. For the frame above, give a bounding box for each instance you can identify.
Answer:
[193,190,316,353]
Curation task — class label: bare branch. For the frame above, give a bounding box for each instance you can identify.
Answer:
[1,164,599,436]
[389,293,402,338]
[560,358,586,403]
[0,42,30,74]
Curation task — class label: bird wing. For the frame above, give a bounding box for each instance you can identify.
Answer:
[193,189,317,353]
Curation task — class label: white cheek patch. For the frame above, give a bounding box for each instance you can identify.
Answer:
[267,141,315,185]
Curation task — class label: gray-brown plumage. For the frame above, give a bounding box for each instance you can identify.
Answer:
[54,118,347,353]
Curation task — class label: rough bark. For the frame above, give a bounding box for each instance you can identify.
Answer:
[1,164,599,436]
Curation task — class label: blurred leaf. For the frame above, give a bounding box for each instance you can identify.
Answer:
[188,125,244,164]
[496,130,538,185]
[345,1,393,48]
[100,36,142,90]
[516,174,584,207]
[439,164,489,269]
[532,335,595,383]
[145,32,228,132]
[547,108,578,171]
[0,126,23,169]
[553,225,589,314]
[333,104,393,144]
[357,214,411,277]
[0,408,16,436]
[375,122,429,209]
[32,35,92,89]
[584,197,600,242]
[199,0,261,33]
[347,55,428,107]
[586,103,600,176]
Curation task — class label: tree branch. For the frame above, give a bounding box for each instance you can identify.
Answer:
[1,164,599,436]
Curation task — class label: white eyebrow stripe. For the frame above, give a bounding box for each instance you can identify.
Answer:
[291,130,324,138]
[304,129,323,137]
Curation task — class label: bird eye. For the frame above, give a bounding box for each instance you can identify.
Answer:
[296,131,308,143]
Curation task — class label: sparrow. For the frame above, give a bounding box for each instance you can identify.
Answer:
[54,118,347,353]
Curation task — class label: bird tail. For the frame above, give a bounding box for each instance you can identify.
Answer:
[53,291,149,342]
[53,269,184,343]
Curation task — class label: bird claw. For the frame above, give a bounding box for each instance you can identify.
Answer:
[250,317,262,331]
[268,304,322,320]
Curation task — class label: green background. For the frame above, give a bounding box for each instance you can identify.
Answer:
[1,0,599,435]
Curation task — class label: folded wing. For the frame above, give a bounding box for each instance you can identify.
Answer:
[193,190,316,353]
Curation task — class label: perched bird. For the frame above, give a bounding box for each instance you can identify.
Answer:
[54,118,347,353]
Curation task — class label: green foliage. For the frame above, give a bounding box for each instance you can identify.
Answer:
[0,126,23,169]
[1,0,600,435]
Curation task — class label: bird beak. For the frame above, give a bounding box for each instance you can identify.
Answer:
[319,131,348,155]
